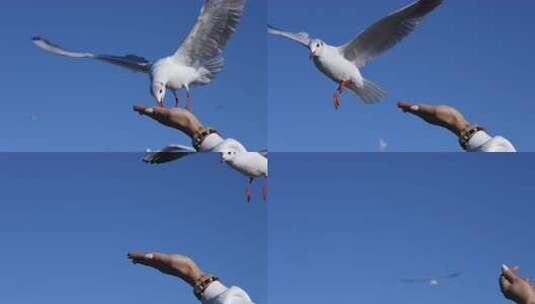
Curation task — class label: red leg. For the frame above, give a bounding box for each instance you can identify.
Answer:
[172,91,180,108]
[332,92,341,110]
[262,176,268,202]
[185,91,192,112]
[246,177,254,203]
[332,80,352,110]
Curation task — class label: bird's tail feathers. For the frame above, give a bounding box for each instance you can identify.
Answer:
[195,56,224,85]
[348,79,386,104]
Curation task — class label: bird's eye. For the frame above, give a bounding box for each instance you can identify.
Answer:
[159,90,163,94]
[316,43,320,47]
[227,152,232,155]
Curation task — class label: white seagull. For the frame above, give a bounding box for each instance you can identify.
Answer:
[401,272,461,286]
[144,139,268,203]
[268,0,443,109]
[32,0,246,110]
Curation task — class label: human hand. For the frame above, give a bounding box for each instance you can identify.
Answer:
[133,104,203,138]
[128,251,205,287]
[500,265,535,304]
[398,101,470,136]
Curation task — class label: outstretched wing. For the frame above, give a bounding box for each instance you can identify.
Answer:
[401,277,432,283]
[173,0,246,66]
[441,272,462,280]
[267,25,311,48]
[402,272,461,283]
[339,0,443,68]
[143,145,197,164]
[32,36,151,73]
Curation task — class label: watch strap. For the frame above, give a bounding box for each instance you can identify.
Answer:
[192,127,219,151]
[193,274,220,300]
[459,125,485,150]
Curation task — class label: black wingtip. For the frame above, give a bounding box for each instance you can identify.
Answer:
[267,24,280,33]
[422,0,444,9]
[32,36,41,41]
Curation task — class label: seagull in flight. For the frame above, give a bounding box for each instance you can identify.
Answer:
[401,272,461,286]
[268,0,443,109]
[144,140,268,203]
[32,0,246,110]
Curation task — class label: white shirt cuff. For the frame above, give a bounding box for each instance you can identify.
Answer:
[199,133,225,152]
[465,131,493,151]
[202,281,229,302]
[465,131,516,152]
[201,281,253,304]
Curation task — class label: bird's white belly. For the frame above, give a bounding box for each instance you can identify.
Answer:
[314,56,362,85]
[152,58,199,90]
[229,154,268,178]
[167,66,199,89]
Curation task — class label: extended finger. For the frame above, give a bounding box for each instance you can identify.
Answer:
[500,276,514,298]
[128,251,146,259]
[502,267,518,283]
[500,275,511,289]
[397,101,415,112]
[398,101,437,116]
[128,251,152,265]
[128,251,164,263]
[133,104,170,119]
[141,252,173,266]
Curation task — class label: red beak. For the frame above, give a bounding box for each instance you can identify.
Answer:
[309,51,316,60]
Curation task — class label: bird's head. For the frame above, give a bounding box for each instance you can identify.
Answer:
[150,81,166,104]
[220,149,238,163]
[309,39,325,59]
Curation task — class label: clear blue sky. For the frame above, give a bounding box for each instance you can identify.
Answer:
[269,153,535,303]
[0,153,267,304]
[268,0,535,152]
[0,0,266,152]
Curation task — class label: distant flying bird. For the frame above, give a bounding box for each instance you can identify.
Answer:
[401,272,461,286]
[378,138,388,152]
[268,0,443,109]
[32,0,246,110]
[144,139,268,203]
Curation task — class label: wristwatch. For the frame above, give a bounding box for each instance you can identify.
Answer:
[193,274,220,300]
[192,127,219,151]
[459,125,485,150]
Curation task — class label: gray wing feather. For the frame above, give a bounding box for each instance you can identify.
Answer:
[441,272,462,279]
[339,0,443,68]
[174,0,246,66]
[32,36,151,73]
[267,25,311,48]
[401,272,461,283]
[143,145,197,164]
[401,277,431,283]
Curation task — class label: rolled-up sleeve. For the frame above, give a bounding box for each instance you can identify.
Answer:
[199,133,226,152]
[465,131,516,152]
[201,281,253,304]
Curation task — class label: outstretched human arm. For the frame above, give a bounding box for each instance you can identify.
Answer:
[133,105,225,151]
[128,251,253,304]
[398,101,516,152]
